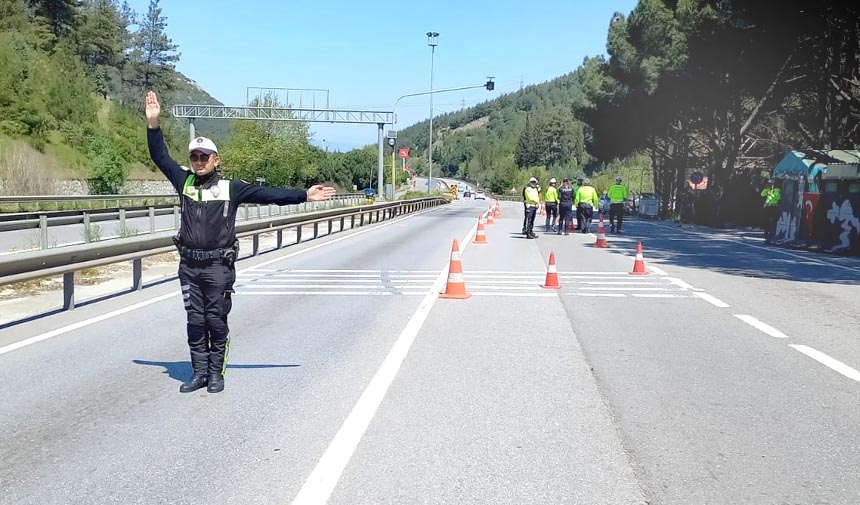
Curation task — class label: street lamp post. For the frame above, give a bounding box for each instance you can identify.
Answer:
[427,31,438,193]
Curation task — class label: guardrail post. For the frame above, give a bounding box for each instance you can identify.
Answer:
[256,204,261,220]
[149,206,156,234]
[83,213,91,243]
[174,205,180,229]
[351,215,356,229]
[327,219,333,235]
[119,208,126,232]
[276,229,283,249]
[296,226,302,244]
[133,258,143,291]
[359,213,364,226]
[253,234,260,256]
[340,216,345,232]
[63,272,75,310]
[39,215,48,249]
[313,222,319,239]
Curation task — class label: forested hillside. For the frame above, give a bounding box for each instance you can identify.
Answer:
[0,0,229,193]
[396,1,859,225]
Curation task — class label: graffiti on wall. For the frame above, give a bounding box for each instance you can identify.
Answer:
[815,194,860,253]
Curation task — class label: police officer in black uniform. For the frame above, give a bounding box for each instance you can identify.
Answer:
[557,178,575,235]
[145,91,336,394]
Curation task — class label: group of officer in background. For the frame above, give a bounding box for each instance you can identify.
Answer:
[522,175,629,238]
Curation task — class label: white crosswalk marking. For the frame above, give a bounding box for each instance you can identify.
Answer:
[234,269,708,300]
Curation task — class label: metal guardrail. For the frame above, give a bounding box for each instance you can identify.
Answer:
[0,194,365,248]
[0,197,447,311]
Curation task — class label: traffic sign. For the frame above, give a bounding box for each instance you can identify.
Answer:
[690,172,704,185]
[398,148,409,158]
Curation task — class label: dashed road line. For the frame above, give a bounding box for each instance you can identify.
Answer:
[789,345,860,382]
[693,292,731,308]
[734,314,789,338]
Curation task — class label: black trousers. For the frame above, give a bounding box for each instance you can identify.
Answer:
[764,205,779,240]
[559,203,573,232]
[609,203,624,231]
[522,203,529,233]
[178,259,236,376]
[578,204,594,231]
[575,205,583,230]
[525,206,538,236]
[545,202,558,228]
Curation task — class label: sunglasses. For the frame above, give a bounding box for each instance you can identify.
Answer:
[189,153,211,162]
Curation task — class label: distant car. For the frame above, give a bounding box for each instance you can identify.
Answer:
[362,187,376,198]
[475,190,485,200]
[463,190,471,198]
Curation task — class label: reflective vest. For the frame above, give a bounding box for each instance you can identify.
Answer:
[607,184,628,203]
[761,187,781,206]
[575,185,599,207]
[524,186,540,206]
[544,186,559,203]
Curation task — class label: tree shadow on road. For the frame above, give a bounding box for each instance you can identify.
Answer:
[599,218,860,285]
[132,360,300,382]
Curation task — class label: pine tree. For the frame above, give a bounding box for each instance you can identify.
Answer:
[125,0,179,96]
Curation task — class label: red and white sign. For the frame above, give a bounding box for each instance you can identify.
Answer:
[398,148,410,159]
[405,164,411,172]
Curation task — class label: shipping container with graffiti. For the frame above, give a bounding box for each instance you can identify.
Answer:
[771,150,860,255]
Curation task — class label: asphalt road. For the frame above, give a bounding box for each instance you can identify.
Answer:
[1,200,858,505]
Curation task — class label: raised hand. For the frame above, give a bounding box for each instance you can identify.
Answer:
[306,184,337,201]
[145,91,161,128]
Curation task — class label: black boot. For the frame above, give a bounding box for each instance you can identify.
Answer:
[207,373,225,393]
[179,374,208,393]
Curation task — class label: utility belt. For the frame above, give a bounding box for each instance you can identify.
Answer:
[173,235,239,264]
[578,202,594,208]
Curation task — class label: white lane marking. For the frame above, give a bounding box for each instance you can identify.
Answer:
[789,345,860,382]
[734,314,789,338]
[631,294,680,298]
[565,293,627,297]
[235,291,426,296]
[239,284,433,290]
[467,270,631,275]
[580,281,657,285]
[243,273,439,279]
[0,292,179,356]
[469,284,543,290]
[461,280,547,285]
[0,208,437,358]
[647,265,669,276]
[239,280,435,286]
[579,287,667,291]
[471,292,559,297]
[693,292,731,308]
[252,269,438,273]
[666,277,695,290]
[291,221,478,505]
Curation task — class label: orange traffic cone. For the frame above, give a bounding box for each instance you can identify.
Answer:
[567,218,575,232]
[541,252,562,289]
[440,238,472,299]
[493,202,501,218]
[629,242,648,275]
[486,210,495,225]
[474,216,488,244]
[595,215,609,248]
[539,203,547,217]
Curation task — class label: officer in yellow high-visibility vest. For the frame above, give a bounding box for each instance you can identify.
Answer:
[544,178,560,232]
[524,177,541,239]
[608,175,629,234]
[761,178,782,242]
[575,178,599,234]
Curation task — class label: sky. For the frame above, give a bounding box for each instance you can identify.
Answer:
[127,0,639,151]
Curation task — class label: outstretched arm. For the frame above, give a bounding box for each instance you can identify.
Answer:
[145,91,186,193]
